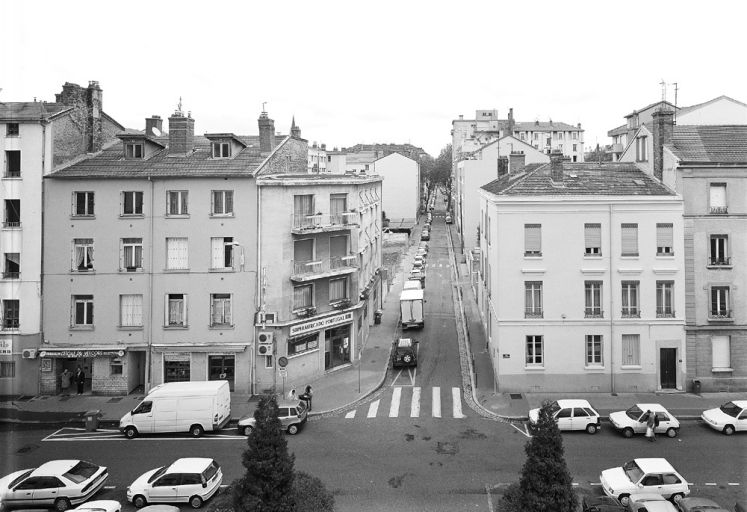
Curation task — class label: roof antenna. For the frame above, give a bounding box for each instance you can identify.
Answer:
[660,79,667,104]
[262,101,267,113]
[673,82,679,125]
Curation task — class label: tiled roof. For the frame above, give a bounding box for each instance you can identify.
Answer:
[0,102,71,121]
[48,134,270,179]
[667,125,747,163]
[607,124,627,137]
[513,121,582,132]
[481,162,674,196]
[624,100,676,118]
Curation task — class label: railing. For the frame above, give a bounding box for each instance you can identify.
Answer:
[2,221,21,228]
[710,206,728,214]
[291,212,358,232]
[2,272,20,279]
[708,310,733,320]
[524,309,543,319]
[291,254,359,278]
[584,308,604,318]
[708,257,731,266]
[621,309,640,318]
[656,308,675,318]
[1,320,20,330]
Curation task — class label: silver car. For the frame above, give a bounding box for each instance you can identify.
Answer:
[238,400,307,436]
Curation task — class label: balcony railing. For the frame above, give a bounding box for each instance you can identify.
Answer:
[524,309,543,319]
[708,257,731,266]
[621,309,640,318]
[291,254,359,281]
[2,221,21,228]
[1,271,20,279]
[291,212,359,233]
[709,310,733,321]
[1,320,20,330]
[710,206,728,215]
[656,308,675,318]
[584,308,604,318]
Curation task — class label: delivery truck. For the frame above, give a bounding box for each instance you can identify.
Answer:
[400,288,424,329]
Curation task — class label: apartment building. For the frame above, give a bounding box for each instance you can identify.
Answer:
[372,152,420,221]
[478,154,685,393]
[308,142,328,173]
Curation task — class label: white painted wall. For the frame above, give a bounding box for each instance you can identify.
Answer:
[372,153,419,220]
[678,97,747,125]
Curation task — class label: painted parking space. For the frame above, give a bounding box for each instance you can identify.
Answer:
[42,427,246,441]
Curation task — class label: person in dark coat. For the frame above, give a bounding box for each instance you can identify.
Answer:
[300,384,313,411]
[75,366,85,395]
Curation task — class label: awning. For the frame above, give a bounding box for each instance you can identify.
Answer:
[151,343,249,353]
[39,346,128,358]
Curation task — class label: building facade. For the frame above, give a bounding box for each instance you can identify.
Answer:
[372,152,420,222]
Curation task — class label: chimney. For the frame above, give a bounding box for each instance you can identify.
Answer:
[459,115,464,120]
[168,110,195,156]
[550,150,564,182]
[321,143,326,150]
[509,151,526,174]
[86,81,103,152]
[145,115,163,137]
[652,109,674,181]
[56,82,84,105]
[258,111,276,152]
[507,107,515,136]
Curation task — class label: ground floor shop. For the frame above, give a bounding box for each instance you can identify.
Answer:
[0,334,41,397]
[149,345,252,393]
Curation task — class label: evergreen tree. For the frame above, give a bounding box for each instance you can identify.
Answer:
[293,471,335,512]
[232,395,296,512]
[500,401,577,512]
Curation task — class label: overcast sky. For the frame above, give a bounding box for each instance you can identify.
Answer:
[3,0,746,157]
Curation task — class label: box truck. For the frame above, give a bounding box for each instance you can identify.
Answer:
[119,381,231,439]
[400,289,424,329]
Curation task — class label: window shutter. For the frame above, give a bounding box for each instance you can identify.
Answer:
[584,224,601,251]
[709,184,726,208]
[225,296,232,324]
[179,238,188,268]
[183,294,188,326]
[225,191,233,213]
[119,240,125,270]
[211,238,223,268]
[164,295,169,326]
[524,224,541,254]
[210,298,216,325]
[711,336,730,369]
[656,223,673,250]
[621,224,638,255]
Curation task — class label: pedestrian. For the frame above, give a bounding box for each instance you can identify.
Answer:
[287,388,296,401]
[75,366,85,395]
[645,410,656,442]
[300,384,313,411]
[60,369,71,394]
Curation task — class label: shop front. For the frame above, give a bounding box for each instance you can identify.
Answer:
[150,343,250,394]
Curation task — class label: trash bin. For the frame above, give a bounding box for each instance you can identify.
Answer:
[692,379,701,395]
[84,410,101,432]
[374,310,383,324]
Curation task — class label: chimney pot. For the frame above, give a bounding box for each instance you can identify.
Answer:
[258,111,276,152]
[652,109,675,181]
[550,150,564,182]
[168,111,196,155]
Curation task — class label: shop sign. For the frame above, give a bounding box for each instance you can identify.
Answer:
[38,349,125,358]
[163,352,191,362]
[0,339,11,355]
[290,311,354,337]
[40,358,52,372]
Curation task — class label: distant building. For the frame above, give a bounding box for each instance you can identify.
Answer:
[372,152,420,222]
[326,143,429,175]
[308,142,328,173]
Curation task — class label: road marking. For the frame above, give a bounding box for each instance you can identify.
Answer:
[704,483,717,486]
[104,486,116,490]
[432,387,441,418]
[452,387,464,418]
[345,410,356,419]
[728,483,740,486]
[590,483,602,486]
[509,422,531,438]
[389,387,401,417]
[411,387,420,417]
[367,400,380,418]
[485,484,494,512]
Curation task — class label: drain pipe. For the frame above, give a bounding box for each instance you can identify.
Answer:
[609,203,615,394]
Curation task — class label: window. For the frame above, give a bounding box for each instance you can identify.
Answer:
[585,281,603,318]
[656,223,673,255]
[166,237,189,270]
[3,199,20,227]
[586,335,603,366]
[211,190,234,216]
[526,335,543,366]
[711,335,731,370]
[165,294,187,327]
[110,358,123,374]
[572,144,577,152]
[635,136,648,162]
[330,193,348,224]
[572,132,578,140]
[621,223,638,256]
[3,253,19,279]
[166,191,188,215]
[5,151,21,177]
[524,281,543,318]
[0,361,15,378]
[520,133,526,141]
[164,358,190,382]
[656,281,674,317]
[212,142,230,158]
[533,133,538,141]
[709,183,727,214]
[73,192,94,216]
[288,333,319,355]
[122,191,144,215]
[210,294,232,326]
[6,123,19,136]
[125,143,143,159]
[293,284,313,310]
[121,238,143,271]
[2,299,19,329]
[120,294,143,327]
[294,194,315,218]
[211,237,235,270]
[524,224,541,256]
[621,334,640,366]
[708,234,729,266]
[621,281,639,317]
[710,286,731,319]
[72,295,93,326]
[584,223,601,255]
[329,277,348,302]
[72,239,94,271]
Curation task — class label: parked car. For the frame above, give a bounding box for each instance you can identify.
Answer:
[71,501,121,512]
[0,460,109,511]
[676,497,729,512]
[701,400,747,435]
[403,279,423,291]
[409,268,426,287]
[600,458,690,505]
[582,495,626,512]
[445,214,452,224]
[237,400,307,436]
[528,399,601,434]
[608,403,680,438]
[627,493,678,512]
[138,506,180,512]
[392,338,418,368]
[421,230,430,241]
[127,458,222,509]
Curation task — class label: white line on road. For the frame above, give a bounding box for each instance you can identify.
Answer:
[508,422,531,438]
[104,486,116,490]
[728,483,741,486]
[345,410,356,419]
[432,387,441,418]
[704,483,717,486]
[411,387,420,417]
[485,484,494,512]
[451,387,464,418]
[367,399,380,418]
[389,387,401,417]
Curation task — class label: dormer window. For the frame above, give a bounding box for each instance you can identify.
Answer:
[126,143,144,159]
[212,142,231,158]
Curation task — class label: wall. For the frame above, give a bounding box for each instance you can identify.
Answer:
[373,153,419,220]
[259,137,309,175]
[678,98,747,125]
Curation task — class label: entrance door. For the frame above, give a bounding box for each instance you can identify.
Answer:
[325,326,351,370]
[660,348,677,389]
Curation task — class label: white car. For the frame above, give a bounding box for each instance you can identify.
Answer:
[71,500,122,512]
[0,460,108,511]
[608,403,680,438]
[127,458,222,509]
[528,399,601,434]
[701,400,747,435]
[600,458,689,505]
[627,493,678,512]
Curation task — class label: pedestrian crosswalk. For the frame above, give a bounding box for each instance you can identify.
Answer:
[344,386,467,420]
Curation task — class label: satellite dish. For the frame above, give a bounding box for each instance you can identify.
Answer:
[151,127,162,137]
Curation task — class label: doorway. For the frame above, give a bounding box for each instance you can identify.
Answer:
[325,325,351,370]
[660,348,677,389]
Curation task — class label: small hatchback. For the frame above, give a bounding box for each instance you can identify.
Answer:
[528,399,601,434]
[237,400,307,436]
[600,458,689,505]
[608,404,680,438]
[127,458,222,509]
[701,400,747,435]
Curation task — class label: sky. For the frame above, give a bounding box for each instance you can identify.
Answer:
[2,0,746,158]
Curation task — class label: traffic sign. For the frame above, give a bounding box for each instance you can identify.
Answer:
[278,367,287,376]
[278,356,288,367]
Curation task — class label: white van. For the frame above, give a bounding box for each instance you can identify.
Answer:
[400,289,424,329]
[119,381,231,439]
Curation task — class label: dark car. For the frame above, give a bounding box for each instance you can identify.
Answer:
[582,495,626,512]
[421,230,430,241]
[392,338,418,368]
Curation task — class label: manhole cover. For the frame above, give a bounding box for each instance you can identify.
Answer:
[510,393,523,400]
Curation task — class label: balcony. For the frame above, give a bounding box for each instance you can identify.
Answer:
[708,257,732,268]
[524,309,543,319]
[607,143,624,154]
[291,212,359,234]
[291,254,359,282]
[584,309,604,319]
[656,308,675,318]
[710,206,728,215]
[708,310,733,322]
[2,221,21,229]
[1,271,20,279]
[621,309,640,318]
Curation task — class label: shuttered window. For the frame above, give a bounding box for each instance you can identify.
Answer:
[524,224,542,256]
[121,238,143,271]
[166,238,188,269]
[211,237,234,269]
[709,184,726,213]
[293,284,313,309]
[329,277,348,301]
[165,294,187,326]
[120,294,143,327]
[584,223,601,255]
[711,335,731,369]
[621,334,640,366]
[656,223,673,255]
[211,294,232,326]
[621,223,638,256]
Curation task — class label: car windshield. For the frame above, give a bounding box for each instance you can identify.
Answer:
[720,402,742,418]
[9,470,33,488]
[625,405,643,420]
[202,460,220,482]
[548,402,561,414]
[147,466,167,484]
[63,461,99,483]
[622,460,644,483]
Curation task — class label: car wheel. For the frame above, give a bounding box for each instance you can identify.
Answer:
[54,498,72,512]
[671,493,685,503]
[666,427,677,438]
[190,424,205,438]
[723,425,735,436]
[585,424,598,435]
[403,354,413,364]
[618,494,630,506]
[287,424,299,435]
[243,425,253,436]
[133,495,147,509]
[189,496,203,509]
[622,427,634,438]
[124,426,138,439]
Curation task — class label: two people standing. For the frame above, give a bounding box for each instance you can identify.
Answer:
[61,366,85,395]
[74,366,85,395]
[287,384,313,411]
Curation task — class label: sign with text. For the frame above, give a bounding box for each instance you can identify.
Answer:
[289,311,354,337]
[39,349,125,358]
[0,339,11,355]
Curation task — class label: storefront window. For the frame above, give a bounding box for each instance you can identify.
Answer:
[164,356,190,382]
[208,355,235,391]
[288,333,319,356]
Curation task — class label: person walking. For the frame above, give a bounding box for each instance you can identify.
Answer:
[300,384,313,411]
[74,366,85,395]
[287,388,297,401]
[60,369,71,394]
[645,410,656,442]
